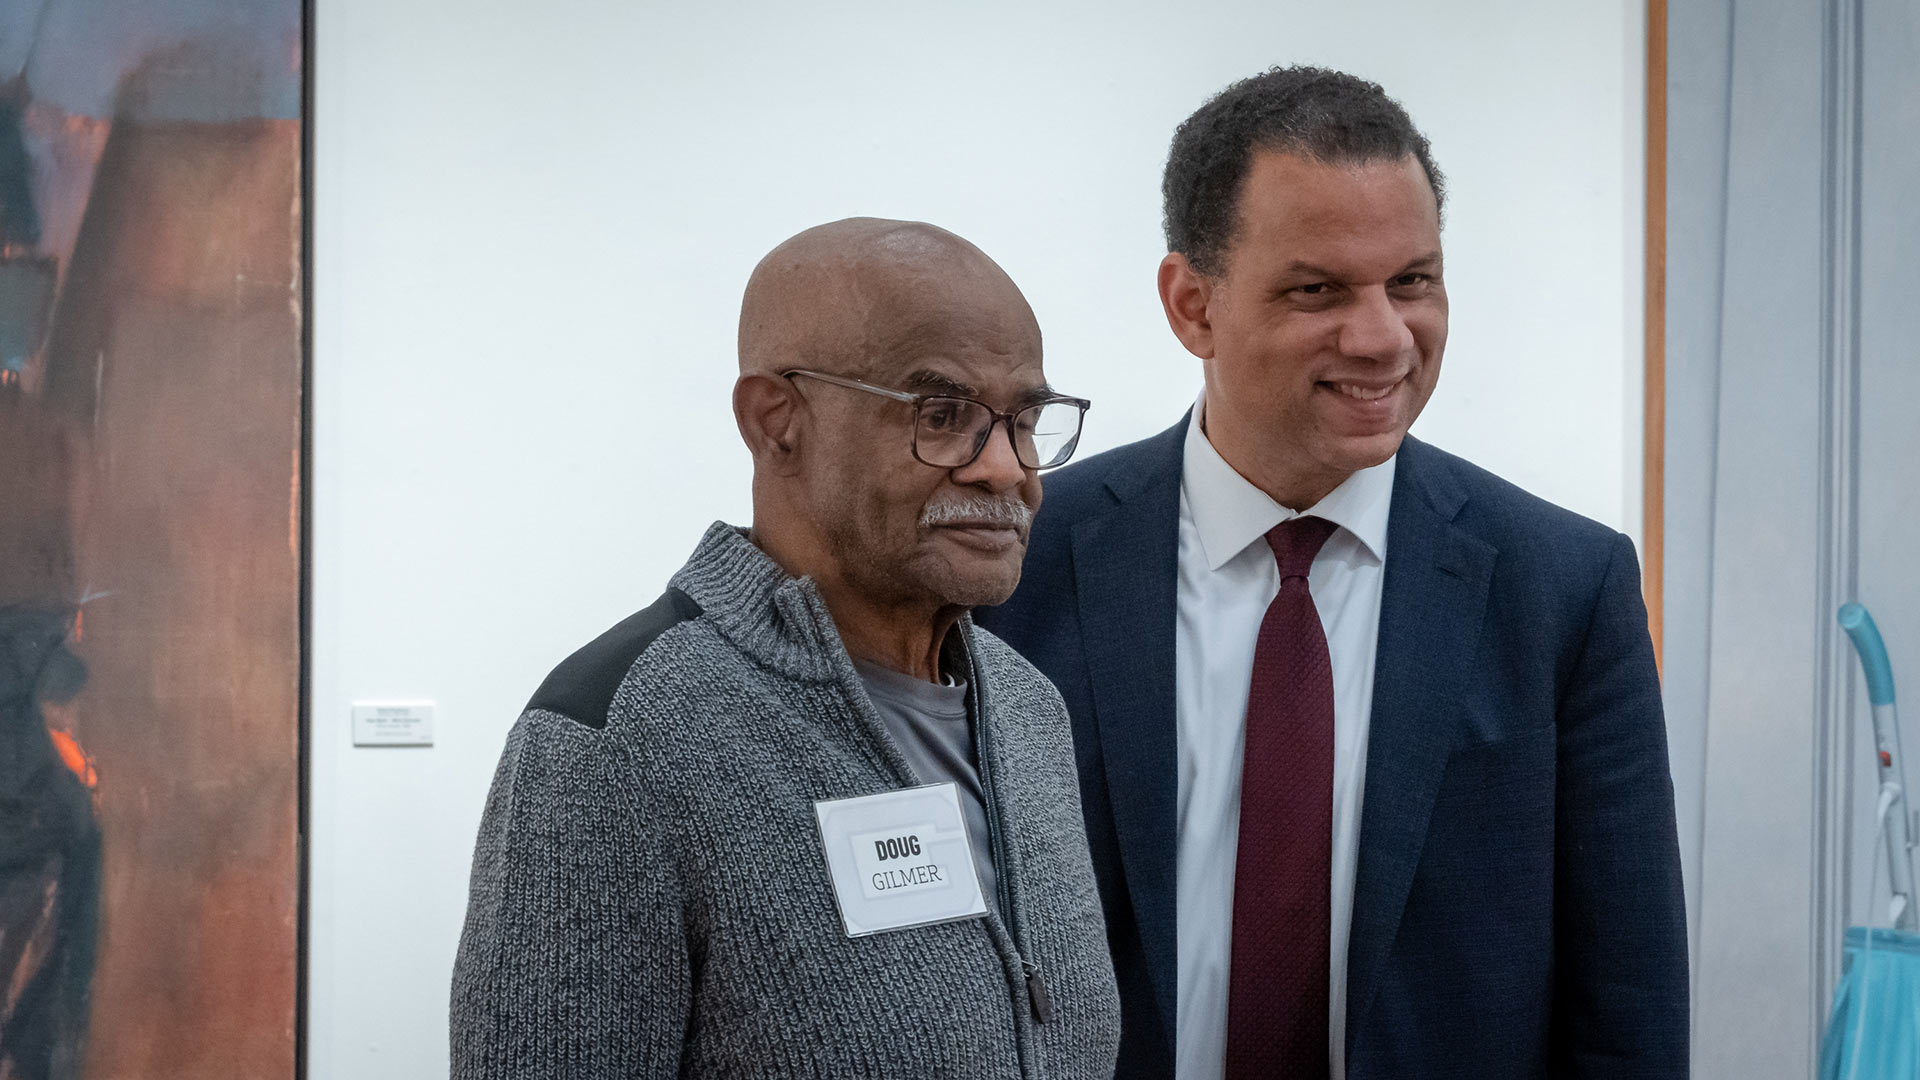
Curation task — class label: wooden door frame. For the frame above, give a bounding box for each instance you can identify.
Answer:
[1646,0,1668,664]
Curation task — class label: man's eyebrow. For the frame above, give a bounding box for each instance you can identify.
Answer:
[903,369,1062,408]
[1281,261,1342,280]
[1278,252,1444,280]
[1014,384,1063,408]
[902,369,981,397]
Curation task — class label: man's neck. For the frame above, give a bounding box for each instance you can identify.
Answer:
[749,521,957,682]
[1198,403,1349,510]
[828,593,962,683]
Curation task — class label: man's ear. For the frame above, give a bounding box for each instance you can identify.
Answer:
[733,373,804,475]
[1157,252,1219,360]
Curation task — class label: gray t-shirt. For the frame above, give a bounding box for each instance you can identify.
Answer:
[853,658,998,907]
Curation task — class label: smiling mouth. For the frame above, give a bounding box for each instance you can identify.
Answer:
[1324,378,1403,401]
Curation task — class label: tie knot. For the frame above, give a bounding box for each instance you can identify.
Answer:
[1265,515,1337,582]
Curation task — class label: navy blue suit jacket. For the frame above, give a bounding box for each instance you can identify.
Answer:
[976,418,1688,1079]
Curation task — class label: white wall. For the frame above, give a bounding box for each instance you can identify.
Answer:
[310,2,1644,1075]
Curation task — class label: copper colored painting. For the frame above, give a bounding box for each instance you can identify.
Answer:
[0,1,303,1076]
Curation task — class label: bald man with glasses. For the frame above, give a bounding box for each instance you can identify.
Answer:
[451,217,1120,1079]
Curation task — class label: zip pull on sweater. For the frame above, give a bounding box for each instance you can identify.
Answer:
[1025,960,1054,1023]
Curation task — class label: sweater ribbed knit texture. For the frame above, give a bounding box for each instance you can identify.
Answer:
[451,523,1122,1078]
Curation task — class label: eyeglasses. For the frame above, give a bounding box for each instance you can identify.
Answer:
[782,369,1091,471]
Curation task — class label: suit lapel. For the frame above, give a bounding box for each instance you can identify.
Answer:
[1070,417,1186,1039]
[1344,437,1497,1047]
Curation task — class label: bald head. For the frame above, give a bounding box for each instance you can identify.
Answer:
[730,217,1054,648]
[738,217,1038,380]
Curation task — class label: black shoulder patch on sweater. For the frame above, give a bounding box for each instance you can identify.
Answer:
[525,587,702,729]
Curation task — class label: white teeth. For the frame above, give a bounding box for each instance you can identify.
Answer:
[1333,382,1395,401]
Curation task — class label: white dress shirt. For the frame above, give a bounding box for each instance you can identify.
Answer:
[1175,404,1395,1080]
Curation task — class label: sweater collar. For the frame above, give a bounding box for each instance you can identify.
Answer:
[671,522,977,686]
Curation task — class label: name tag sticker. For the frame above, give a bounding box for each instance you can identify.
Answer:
[814,782,988,937]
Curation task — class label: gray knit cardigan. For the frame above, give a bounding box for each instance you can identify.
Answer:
[451,523,1121,1078]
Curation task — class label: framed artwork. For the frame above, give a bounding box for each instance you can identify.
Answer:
[0,1,305,1076]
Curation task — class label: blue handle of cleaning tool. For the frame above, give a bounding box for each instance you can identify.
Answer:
[1840,603,1897,706]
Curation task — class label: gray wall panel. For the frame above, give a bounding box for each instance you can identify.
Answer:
[1691,0,1828,1065]
[1848,0,1920,943]
[1662,0,1732,989]
[1670,0,1916,1072]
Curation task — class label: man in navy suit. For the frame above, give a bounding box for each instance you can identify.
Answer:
[976,66,1688,1078]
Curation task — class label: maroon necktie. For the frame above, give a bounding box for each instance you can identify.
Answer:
[1225,514,1338,1080]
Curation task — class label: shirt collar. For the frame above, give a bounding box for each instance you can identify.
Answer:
[1181,394,1396,573]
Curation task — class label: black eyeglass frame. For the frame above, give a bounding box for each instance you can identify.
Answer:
[781,368,1092,471]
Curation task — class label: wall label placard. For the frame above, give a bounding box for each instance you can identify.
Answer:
[351,701,434,747]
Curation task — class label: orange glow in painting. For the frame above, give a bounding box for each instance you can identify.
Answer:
[49,727,98,789]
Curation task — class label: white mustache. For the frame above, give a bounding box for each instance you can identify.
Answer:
[920,496,1034,531]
